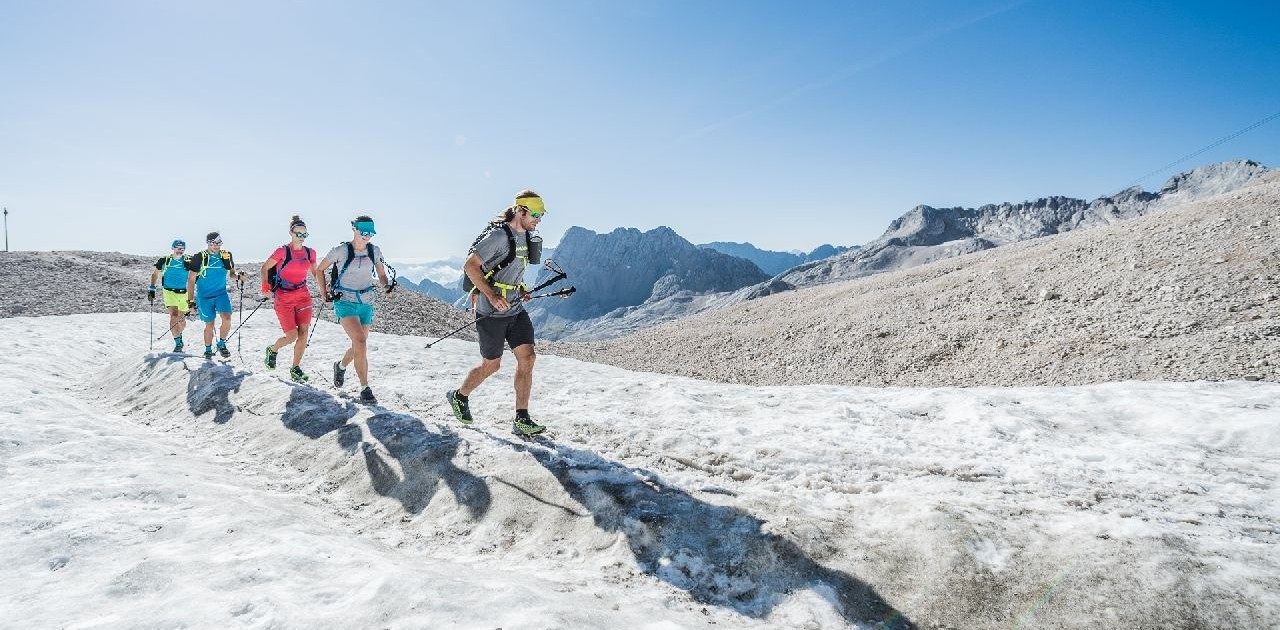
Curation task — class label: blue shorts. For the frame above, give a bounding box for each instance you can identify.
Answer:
[334,300,375,326]
[197,291,233,322]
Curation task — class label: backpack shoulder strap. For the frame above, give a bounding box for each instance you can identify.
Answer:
[282,245,293,265]
[498,224,517,269]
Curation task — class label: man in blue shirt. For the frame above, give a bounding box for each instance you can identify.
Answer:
[149,239,193,352]
[186,231,245,359]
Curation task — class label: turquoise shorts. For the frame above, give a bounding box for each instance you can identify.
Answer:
[333,300,375,325]
[196,291,233,322]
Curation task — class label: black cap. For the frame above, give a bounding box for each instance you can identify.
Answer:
[206,231,220,242]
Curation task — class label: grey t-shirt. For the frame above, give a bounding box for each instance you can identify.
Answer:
[472,227,529,318]
[326,243,383,304]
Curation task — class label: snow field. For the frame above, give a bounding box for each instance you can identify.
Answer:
[2,312,1277,628]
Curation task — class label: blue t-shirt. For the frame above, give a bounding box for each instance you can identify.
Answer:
[186,250,236,296]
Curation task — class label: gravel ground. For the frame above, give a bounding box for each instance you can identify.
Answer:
[0,250,476,341]
[549,171,1280,386]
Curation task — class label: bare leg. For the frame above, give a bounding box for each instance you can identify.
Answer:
[272,330,299,353]
[291,324,309,367]
[339,317,369,387]
[512,343,536,410]
[218,312,232,343]
[460,357,502,396]
[167,307,185,337]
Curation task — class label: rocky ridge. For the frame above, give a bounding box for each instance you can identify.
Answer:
[750,159,1269,299]
[548,170,1280,386]
[526,226,769,337]
[697,241,856,275]
[0,251,476,340]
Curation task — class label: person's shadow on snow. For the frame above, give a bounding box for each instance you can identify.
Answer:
[145,355,249,426]
[280,384,362,446]
[520,441,914,629]
[280,386,490,519]
[361,410,491,519]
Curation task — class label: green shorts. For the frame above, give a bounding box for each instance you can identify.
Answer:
[162,289,188,310]
[333,300,375,325]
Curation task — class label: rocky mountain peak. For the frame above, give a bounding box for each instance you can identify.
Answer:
[528,226,769,325]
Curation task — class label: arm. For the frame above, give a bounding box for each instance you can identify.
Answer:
[260,258,276,297]
[464,253,509,311]
[376,261,392,294]
[227,253,245,283]
[311,258,328,301]
[316,258,334,301]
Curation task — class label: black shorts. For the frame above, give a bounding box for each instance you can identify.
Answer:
[476,310,535,360]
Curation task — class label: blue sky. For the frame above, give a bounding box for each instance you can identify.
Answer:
[2,0,1277,260]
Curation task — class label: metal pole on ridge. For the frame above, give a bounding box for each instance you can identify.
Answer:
[237,279,245,363]
[3,208,8,252]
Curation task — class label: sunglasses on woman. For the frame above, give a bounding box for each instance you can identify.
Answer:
[293,231,308,239]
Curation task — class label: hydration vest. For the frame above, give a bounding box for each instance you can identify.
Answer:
[329,241,379,303]
[197,250,232,277]
[160,255,189,291]
[267,246,314,292]
[461,222,530,299]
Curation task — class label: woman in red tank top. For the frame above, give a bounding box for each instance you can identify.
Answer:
[259,215,324,382]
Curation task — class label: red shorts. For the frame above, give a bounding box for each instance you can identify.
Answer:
[273,289,314,332]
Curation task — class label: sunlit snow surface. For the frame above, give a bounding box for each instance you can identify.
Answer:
[2,313,1276,629]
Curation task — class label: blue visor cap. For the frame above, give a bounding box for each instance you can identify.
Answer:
[171,239,186,248]
[353,221,376,235]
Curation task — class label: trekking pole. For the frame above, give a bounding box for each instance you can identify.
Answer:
[149,297,154,351]
[424,314,488,349]
[226,296,270,341]
[529,286,577,299]
[305,294,321,348]
[529,259,568,293]
[237,279,245,363]
[156,308,190,341]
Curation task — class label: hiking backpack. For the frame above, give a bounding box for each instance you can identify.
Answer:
[461,222,530,292]
[329,241,379,294]
[266,246,314,292]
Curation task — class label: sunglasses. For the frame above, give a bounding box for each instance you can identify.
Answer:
[208,240,223,245]
[293,231,309,239]
[358,231,375,238]
[172,246,186,250]
[529,210,545,219]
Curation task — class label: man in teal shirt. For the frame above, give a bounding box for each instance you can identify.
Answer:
[186,231,245,359]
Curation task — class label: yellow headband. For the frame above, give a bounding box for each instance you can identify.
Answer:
[515,196,544,214]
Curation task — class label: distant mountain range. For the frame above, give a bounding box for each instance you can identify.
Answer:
[397,276,466,305]
[392,159,1270,341]
[526,226,771,337]
[745,159,1269,299]
[697,242,856,275]
[528,159,1269,340]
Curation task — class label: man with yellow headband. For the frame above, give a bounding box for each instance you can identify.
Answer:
[447,189,549,436]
